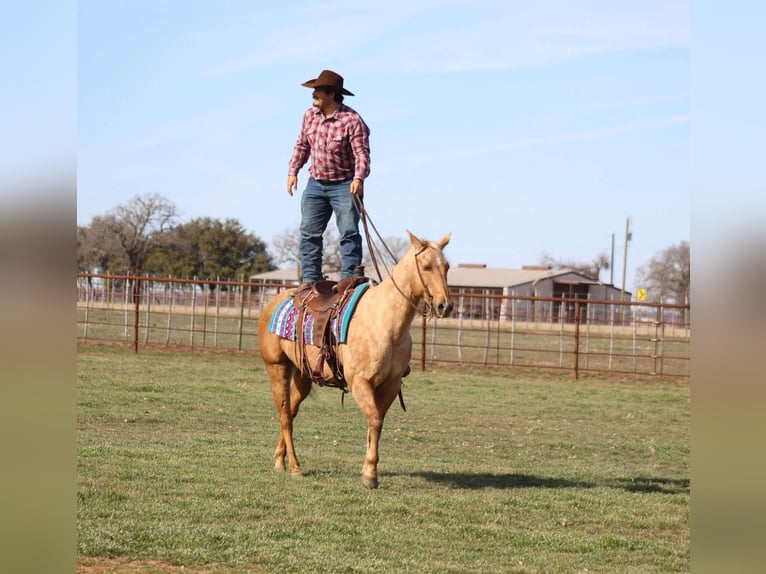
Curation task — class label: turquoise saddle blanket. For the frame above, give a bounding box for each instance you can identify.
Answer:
[268,282,369,345]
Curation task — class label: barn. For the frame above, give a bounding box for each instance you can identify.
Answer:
[446,264,628,322]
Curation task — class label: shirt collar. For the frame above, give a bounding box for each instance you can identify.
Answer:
[312,103,346,120]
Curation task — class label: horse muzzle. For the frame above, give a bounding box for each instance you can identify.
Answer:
[434,298,454,318]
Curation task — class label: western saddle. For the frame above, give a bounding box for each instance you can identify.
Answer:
[292,275,369,390]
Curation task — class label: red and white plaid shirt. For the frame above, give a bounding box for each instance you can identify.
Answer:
[288,104,371,182]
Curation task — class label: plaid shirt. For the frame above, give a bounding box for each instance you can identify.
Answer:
[288,104,371,182]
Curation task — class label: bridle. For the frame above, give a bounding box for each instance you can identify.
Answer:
[412,244,437,317]
[352,195,440,317]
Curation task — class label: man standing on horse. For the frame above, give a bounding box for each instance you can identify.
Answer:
[287,70,371,283]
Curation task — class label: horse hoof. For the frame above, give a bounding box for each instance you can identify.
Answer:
[362,475,379,489]
[290,470,304,478]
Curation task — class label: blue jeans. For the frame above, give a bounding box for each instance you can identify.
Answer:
[300,177,362,282]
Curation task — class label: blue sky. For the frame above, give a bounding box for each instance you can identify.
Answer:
[77,1,690,294]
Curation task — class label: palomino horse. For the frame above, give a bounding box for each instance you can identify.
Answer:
[257,231,453,489]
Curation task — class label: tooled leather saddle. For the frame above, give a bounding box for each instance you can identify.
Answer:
[292,276,369,390]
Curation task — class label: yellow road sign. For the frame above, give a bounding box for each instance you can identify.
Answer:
[637,288,646,301]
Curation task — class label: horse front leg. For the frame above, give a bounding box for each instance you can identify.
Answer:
[269,364,310,476]
[353,378,402,489]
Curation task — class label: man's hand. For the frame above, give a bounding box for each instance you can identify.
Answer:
[350,178,364,198]
[287,175,298,196]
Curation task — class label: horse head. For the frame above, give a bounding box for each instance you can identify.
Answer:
[407,231,454,318]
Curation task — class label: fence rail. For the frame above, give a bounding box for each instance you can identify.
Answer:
[76,273,690,379]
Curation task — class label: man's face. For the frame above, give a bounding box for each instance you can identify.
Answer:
[312,88,335,111]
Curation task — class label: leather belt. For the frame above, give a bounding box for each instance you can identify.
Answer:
[315,177,352,186]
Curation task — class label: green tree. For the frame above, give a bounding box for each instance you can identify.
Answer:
[148,217,274,281]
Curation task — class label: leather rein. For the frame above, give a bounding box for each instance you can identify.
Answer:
[352,194,436,318]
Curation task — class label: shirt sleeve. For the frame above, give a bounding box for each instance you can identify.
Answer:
[288,111,312,176]
[349,116,371,180]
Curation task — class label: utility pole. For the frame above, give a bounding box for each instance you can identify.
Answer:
[620,217,632,313]
[610,233,615,285]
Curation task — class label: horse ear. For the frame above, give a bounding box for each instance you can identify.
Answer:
[437,232,451,249]
[407,230,424,248]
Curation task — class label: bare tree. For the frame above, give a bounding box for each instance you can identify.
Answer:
[113,193,178,275]
[270,227,411,279]
[271,228,301,271]
[539,252,611,282]
[271,226,342,278]
[635,241,690,304]
[82,193,178,276]
[362,235,409,268]
[321,227,342,275]
[77,217,128,273]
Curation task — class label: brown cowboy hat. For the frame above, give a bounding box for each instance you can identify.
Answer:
[301,69,354,96]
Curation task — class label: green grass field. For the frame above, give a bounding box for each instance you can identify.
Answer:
[77,345,689,573]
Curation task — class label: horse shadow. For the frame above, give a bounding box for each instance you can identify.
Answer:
[396,471,689,495]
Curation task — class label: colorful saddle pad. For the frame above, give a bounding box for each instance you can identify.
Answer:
[268,282,369,345]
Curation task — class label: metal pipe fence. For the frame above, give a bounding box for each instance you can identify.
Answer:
[77,273,690,379]
[418,292,689,379]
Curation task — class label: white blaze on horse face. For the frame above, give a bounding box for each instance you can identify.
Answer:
[423,245,453,318]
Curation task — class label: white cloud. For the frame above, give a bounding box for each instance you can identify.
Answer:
[376,113,689,173]
[362,0,689,74]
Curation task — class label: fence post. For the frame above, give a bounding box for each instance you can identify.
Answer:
[202,282,209,349]
[133,276,140,354]
[558,295,565,369]
[659,304,666,375]
[495,311,501,365]
[653,305,662,376]
[214,277,221,348]
[430,319,437,360]
[237,274,246,351]
[457,290,464,363]
[124,276,130,340]
[143,279,151,344]
[82,278,90,340]
[584,293,591,370]
[510,293,516,366]
[482,290,490,365]
[190,279,197,348]
[608,304,615,371]
[165,276,173,346]
[420,314,426,371]
[574,301,581,379]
